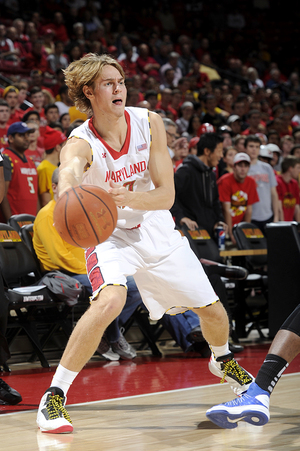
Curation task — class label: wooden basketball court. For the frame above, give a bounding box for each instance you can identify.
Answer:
[0,375,299,450]
[0,341,299,451]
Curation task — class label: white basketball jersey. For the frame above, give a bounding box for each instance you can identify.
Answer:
[69,107,155,229]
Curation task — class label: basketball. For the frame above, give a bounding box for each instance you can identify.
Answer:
[53,184,118,248]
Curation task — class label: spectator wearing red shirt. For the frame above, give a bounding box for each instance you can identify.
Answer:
[2,86,24,126]
[0,99,10,147]
[23,39,50,74]
[218,152,259,244]
[27,87,47,125]
[155,88,178,121]
[1,122,38,220]
[241,109,265,136]
[136,43,160,81]
[276,156,300,222]
[118,45,139,79]
[45,12,70,44]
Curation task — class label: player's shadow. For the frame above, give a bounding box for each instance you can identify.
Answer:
[197,420,223,429]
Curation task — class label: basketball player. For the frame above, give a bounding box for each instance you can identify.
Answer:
[206,303,300,428]
[36,53,253,434]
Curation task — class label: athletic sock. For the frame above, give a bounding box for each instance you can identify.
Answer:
[255,353,289,394]
[50,364,78,396]
[210,343,230,359]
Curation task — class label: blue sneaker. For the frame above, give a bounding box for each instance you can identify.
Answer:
[206,384,270,429]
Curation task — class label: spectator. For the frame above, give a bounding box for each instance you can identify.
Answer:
[1,122,38,220]
[219,146,237,177]
[245,135,279,231]
[42,28,56,56]
[258,144,273,165]
[47,41,69,73]
[159,67,176,90]
[242,109,264,136]
[3,86,24,126]
[162,117,177,159]
[170,132,226,238]
[227,115,242,137]
[233,134,246,153]
[16,80,30,111]
[201,95,227,129]
[0,99,10,146]
[177,41,197,77]
[0,152,22,405]
[23,39,50,74]
[27,87,47,125]
[46,12,70,45]
[144,90,158,111]
[175,101,195,135]
[186,114,202,140]
[59,112,71,135]
[24,120,44,167]
[160,51,183,87]
[5,25,26,61]
[188,136,199,155]
[136,43,160,81]
[218,152,259,244]
[118,45,139,79]
[155,88,178,120]
[0,24,19,61]
[37,127,67,207]
[55,85,74,116]
[45,103,60,125]
[276,156,300,221]
[266,143,281,172]
[28,69,55,98]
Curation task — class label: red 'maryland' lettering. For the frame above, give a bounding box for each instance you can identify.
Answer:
[105,160,147,182]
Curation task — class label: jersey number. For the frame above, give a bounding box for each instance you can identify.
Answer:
[27,177,35,193]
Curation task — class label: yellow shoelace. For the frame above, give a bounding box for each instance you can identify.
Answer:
[220,359,253,385]
[47,394,72,424]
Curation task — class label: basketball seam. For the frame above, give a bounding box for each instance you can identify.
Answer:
[70,187,100,243]
[79,185,117,230]
[64,191,81,247]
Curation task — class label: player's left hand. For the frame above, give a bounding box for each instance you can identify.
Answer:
[108,179,131,207]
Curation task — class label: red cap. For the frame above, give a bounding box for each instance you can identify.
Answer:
[198,123,215,136]
[44,127,67,151]
[189,136,200,149]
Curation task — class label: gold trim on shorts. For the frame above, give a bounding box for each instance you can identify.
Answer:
[165,299,219,315]
[90,283,127,303]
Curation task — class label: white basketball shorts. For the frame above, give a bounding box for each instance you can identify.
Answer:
[85,210,219,320]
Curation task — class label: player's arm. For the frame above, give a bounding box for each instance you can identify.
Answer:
[108,112,175,210]
[58,137,92,196]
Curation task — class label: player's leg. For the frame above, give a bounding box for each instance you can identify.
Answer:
[134,212,254,395]
[37,285,127,434]
[206,303,300,428]
[192,302,253,395]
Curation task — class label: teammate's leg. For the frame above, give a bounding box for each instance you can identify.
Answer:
[206,303,300,428]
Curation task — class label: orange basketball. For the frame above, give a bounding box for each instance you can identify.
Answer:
[53,184,118,248]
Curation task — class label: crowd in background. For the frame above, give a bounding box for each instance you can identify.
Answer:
[0,0,300,229]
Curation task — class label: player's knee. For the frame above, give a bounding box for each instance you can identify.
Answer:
[196,301,228,325]
[92,289,126,318]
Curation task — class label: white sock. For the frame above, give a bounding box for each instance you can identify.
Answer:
[210,343,230,359]
[51,364,78,396]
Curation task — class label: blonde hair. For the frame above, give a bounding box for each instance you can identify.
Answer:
[63,53,125,116]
